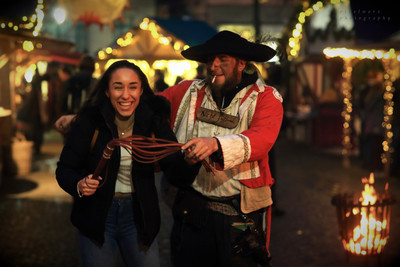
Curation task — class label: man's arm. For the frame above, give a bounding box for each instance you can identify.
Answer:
[54,114,76,135]
[218,88,283,169]
[184,87,283,170]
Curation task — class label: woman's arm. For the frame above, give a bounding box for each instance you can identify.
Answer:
[55,115,100,197]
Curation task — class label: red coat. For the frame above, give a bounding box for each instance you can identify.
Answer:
[159,79,283,189]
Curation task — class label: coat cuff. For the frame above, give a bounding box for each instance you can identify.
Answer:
[215,134,250,170]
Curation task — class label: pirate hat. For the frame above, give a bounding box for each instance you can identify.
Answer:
[181,30,276,63]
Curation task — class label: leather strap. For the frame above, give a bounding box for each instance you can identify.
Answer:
[90,128,99,150]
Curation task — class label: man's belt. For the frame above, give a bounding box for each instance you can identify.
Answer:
[205,194,241,216]
[207,201,239,216]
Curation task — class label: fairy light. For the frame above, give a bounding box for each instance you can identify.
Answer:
[97,17,200,85]
[32,0,44,36]
[22,41,35,52]
[286,0,348,61]
[380,63,396,177]
[341,59,354,167]
[117,32,133,47]
[98,17,187,61]
[0,0,45,56]
[105,47,113,54]
[323,47,399,173]
[0,0,44,36]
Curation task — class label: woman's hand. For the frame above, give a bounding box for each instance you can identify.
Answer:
[77,174,102,196]
[182,137,219,164]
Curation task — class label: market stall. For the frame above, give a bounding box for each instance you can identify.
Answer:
[281,0,354,146]
[0,0,82,180]
[323,44,400,176]
[280,0,400,176]
[96,17,217,88]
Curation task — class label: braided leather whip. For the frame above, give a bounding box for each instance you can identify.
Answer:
[91,135,214,185]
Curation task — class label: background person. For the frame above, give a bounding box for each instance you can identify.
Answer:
[56,64,72,117]
[153,69,169,92]
[357,70,385,175]
[16,69,46,155]
[62,55,96,114]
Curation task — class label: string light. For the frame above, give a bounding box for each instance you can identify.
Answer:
[96,17,200,84]
[0,0,44,36]
[0,0,44,57]
[286,0,348,61]
[323,48,400,61]
[98,17,186,61]
[340,59,354,167]
[380,62,396,175]
[323,47,399,173]
[22,41,35,52]
[32,1,44,36]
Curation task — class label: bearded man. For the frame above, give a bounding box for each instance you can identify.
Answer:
[159,31,283,267]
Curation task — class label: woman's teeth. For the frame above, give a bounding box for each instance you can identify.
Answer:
[120,102,132,106]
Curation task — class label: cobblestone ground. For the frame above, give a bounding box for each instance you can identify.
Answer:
[0,197,80,266]
[1,131,399,267]
[0,131,174,267]
[270,138,400,267]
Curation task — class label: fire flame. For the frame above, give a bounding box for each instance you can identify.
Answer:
[344,173,388,255]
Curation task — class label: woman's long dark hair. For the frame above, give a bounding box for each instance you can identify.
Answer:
[76,60,154,119]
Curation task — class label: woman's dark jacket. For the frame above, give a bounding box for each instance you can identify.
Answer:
[56,95,200,246]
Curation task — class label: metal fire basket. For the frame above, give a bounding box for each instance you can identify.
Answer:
[331,192,395,258]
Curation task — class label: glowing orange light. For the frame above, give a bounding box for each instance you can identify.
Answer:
[343,173,389,255]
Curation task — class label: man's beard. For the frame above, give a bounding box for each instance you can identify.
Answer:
[209,76,238,94]
[209,71,242,94]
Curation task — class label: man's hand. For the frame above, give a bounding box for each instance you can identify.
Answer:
[182,137,219,164]
[54,114,76,135]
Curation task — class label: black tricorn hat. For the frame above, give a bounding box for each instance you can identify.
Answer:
[181,30,276,63]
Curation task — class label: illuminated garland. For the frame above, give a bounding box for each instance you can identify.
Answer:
[285,0,348,61]
[0,0,44,37]
[324,48,400,61]
[341,58,355,167]
[381,61,396,175]
[323,47,399,173]
[98,17,189,61]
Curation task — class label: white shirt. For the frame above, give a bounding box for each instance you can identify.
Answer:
[115,147,133,193]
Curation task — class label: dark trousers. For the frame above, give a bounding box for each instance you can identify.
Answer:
[171,198,267,267]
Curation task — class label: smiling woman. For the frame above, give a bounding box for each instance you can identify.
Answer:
[55,60,201,267]
[106,68,143,120]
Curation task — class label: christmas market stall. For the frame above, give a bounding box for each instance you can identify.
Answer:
[281,0,354,146]
[281,0,399,159]
[323,44,400,177]
[0,0,82,181]
[96,17,217,89]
